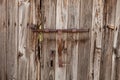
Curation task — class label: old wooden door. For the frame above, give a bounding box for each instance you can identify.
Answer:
[1,0,120,80]
[39,0,91,80]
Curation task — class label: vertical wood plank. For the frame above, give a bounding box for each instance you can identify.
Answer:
[40,0,57,80]
[100,0,117,80]
[27,0,40,79]
[78,0,92,80]
[0,0,7,80]
[92,0,104,80]
[66,0,80,80]
[116,28,120,80]
[33,0,41,80]
[46,1,56,80]
[18,1,30,80]
[55,0,68,80]
[114,0,120,80]
[6,0,18,79]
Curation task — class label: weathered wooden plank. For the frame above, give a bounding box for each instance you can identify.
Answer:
[40,1,46,80]
[0,0,7,80]
[6,0,18,79]
[18,1,30,80]
[116,28,120,80]
[40,0,56,80]
[46,1,56,80]
[55,0,68,80]
[66,0,80,80]
[42,40,56,80]
[100,0,117,80]
[27,1,38,80]
[18,0,41,79]
[28,0,42,80]
[91,0,104,80]
[114,0,120,80]
[77,0,92,80]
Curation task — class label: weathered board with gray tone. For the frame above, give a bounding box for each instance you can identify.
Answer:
[0,0,120,80]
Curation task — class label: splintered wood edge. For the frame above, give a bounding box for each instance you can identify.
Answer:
[107,24,116,30]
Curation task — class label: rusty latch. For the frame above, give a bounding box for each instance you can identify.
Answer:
[29,24,89,68]
[29,24,89,33]
[32,28,89,33]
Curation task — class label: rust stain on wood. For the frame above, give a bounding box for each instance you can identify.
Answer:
[57,34,64,67]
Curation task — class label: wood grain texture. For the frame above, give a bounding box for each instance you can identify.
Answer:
[31,0,42,80]
[0,0,38,80]
[66,0,80,80]
[77,0,92,80]
[100,0,117,80]
[116,28,120,80]
[18,0,40,80]
[27,0,41,80]
[6,0,18,79]
[0,0,7,80]
[55,0,68,80]
[114,0,120,80]
[40,0,56,80]
[0,0,120,80]
[18,1,30,80]
[92,0,104,80]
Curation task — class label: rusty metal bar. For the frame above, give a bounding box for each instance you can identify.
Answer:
[29,24,89,33]
[32,28,89,33]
